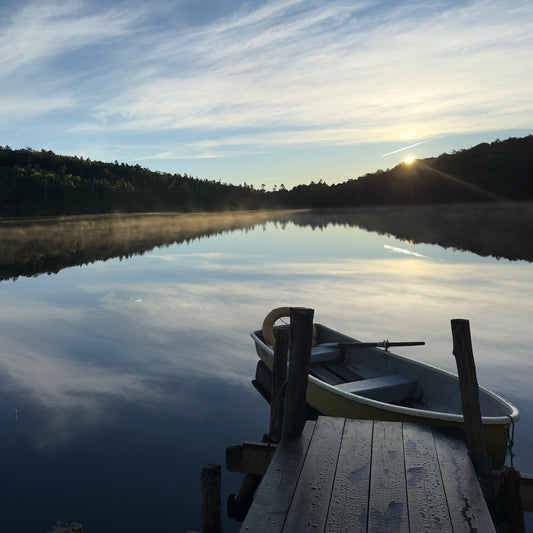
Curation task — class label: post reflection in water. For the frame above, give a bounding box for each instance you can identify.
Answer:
[0,205,532,532]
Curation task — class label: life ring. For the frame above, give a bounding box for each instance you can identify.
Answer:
[261,307,317,348]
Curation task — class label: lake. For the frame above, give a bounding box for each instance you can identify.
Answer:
[1,205,532,532]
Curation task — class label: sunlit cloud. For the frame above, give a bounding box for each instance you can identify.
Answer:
[85,0,533,144]
[1,0,532,175]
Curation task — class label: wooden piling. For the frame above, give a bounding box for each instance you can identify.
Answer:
[227,472,262,522]
[451,319,491,473]
[497,467,526,532]
[283,307,314,439]
[200,464,221,533]
[451,319,496,516]
[270,328,288,442]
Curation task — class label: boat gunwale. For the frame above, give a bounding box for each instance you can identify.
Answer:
[250,330,519,425]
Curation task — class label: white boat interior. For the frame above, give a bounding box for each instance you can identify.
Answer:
[254,323,515,420]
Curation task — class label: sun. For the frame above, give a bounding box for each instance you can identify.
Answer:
[404,155,415,164]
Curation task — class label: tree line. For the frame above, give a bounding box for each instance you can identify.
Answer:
[1,135,532,217]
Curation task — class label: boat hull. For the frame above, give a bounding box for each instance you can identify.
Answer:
[252,328,518,469]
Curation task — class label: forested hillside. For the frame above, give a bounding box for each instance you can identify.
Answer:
[0,148,263,216]
[279,135,533,208]
[1,135,532,217]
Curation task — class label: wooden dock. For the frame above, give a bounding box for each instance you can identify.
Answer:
[206,311,525,533]
[239,416,495,532]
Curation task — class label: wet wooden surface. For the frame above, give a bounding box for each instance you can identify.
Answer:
[240,417,495,532]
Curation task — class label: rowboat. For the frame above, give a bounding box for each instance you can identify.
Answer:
[251,309,519,469]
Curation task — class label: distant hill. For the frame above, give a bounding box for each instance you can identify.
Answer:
[279,135,533,208]
[1,135,532,216]
[0,147,264,216]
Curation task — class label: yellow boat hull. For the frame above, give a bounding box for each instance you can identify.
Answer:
[255,340,514,470]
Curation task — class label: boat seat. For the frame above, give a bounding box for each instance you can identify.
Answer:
[310,343,340,363]
[335,374,417,404]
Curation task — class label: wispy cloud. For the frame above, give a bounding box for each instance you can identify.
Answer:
[1,0,532,164]
[0,1,140,75]
[90,0,533,145]
[0,0,143,122]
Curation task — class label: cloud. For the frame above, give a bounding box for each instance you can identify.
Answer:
[0,1,140,76]
[87,0,533,149]
[1,0,532,162]
[0,0,143,122]
[0,94,75,119]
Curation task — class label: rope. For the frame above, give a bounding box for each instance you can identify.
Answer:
[506,415,516,467]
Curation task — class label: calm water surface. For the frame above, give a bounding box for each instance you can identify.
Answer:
[1,208,532,532]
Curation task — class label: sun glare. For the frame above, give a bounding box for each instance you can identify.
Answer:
[404,155,415,164]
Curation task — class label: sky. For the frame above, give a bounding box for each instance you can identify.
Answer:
[1,0,532,189]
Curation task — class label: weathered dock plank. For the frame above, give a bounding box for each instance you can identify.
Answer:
[403,423,452,532]
[239,417,496,532]
[226,441,278,475]
[434,428,496,532]
[284,417,344,532]
[325,418,373,532]
[368,421,409,533]
[239,421,315,532]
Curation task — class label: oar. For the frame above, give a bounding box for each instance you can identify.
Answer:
[336,341,425,351]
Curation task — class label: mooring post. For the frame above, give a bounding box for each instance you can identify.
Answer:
[227,471,262,523]
[200,464,221,533]
[450,319,496,514]
[283,307,314,439]
[270,327,289,442]
[451,319,491,471]
[497,467,526,532]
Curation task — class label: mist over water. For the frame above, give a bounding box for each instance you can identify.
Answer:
[1,205,532,532]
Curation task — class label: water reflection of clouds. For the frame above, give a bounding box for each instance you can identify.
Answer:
[3,212,532,531]
[188,255,533,381]
[146,252,232,262]
[0,301,85,324]
[1,353,136,448]
[1,238,532,450]
[0,297,257,448]
[0,323,253,449]
[383,244,434,260]
[87,254,533,374]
